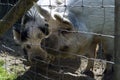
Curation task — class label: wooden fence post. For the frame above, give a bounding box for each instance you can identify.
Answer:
[0,0,37,36]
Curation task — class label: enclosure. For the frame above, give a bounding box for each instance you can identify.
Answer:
[0,0,119,80]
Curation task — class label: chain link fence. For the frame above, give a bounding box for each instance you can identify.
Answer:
[0,0,115,80]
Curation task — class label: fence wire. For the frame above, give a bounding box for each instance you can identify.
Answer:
[0,0,115,80]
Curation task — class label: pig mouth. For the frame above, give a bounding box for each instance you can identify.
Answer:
[41,45,60,56]
[41,45,69,57]
[31,56,45,62]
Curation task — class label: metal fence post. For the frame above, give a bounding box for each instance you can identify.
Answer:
[114,0,120,80]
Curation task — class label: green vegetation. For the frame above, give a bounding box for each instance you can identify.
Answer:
[0,60,17,80]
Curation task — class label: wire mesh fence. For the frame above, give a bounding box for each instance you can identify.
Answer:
[0,0,115,80]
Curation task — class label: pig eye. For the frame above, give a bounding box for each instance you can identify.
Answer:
[59,28,70,35]
[44,19,47,22]
[45,23,49,27]
[26,44,31,49]
[61,30,69,34]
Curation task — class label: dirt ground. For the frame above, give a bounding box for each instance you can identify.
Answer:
[0,28,29,76]
[0,28,108,80]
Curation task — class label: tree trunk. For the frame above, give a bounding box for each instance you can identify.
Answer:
[113,0,120,80]
[0,0,37,36]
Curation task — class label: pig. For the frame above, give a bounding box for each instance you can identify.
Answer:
[36,0,114,79]
[12,0,63,62]
[13,6,49,62]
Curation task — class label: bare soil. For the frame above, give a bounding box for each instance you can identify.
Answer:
[0,28,30,77]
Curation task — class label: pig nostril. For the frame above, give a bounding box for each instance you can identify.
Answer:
[45,23,49,27]
[60,46,69,51]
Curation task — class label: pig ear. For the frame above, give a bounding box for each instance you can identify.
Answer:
[21,14,31,25]
[54,13,63,22]
[13,28,21,44]
[34,3,51,21]
[54,13,73,29]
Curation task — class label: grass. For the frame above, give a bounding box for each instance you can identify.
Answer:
[0,60,17,80]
